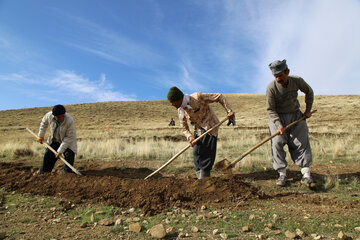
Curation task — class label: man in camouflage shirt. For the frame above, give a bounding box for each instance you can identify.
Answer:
[167,86,235,179]
[266,59,315,188]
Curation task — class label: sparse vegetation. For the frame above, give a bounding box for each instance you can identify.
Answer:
[0,94,359,239]
[1,95,359,170]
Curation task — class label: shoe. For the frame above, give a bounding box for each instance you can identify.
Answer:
[301,177,316,188]
[276,175,286,186]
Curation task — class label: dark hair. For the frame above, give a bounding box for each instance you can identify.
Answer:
[52,104,66,116]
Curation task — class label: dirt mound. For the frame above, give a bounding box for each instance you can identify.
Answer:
[0,162,265,215]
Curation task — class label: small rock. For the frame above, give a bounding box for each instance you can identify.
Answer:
[213,229,219,235]
[128,208,135,213]
[201,205,207,210]
[314,235,323,240]
[98,218,114,226]
[242,226,250,232]
[129,223,141,233]
[257,234,266,239]
[90,213,94,222]
[166,226,177,234]
[95,211,105,215]
[273,230,281,235]
[249,214,256,220]
[52,218,61,223]
[196,215,204,220]
[178,232,185,238]
[338,231,346,239]
[115,218,123,226]
[264,223,273,229]
[355,227,360,232]
[296,228,306,238]
[220,233,228,239]
[285,230,296,239]
[149,224,167,239]
[191,226,199,233]
[335,224,343,228]
[132,217,141,222]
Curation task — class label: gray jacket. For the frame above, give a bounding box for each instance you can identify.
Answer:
[266,75,314,128]
[38,111,77,154]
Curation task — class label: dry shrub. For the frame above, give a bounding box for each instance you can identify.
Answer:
[324,175,340,190]
[13,148,34,158]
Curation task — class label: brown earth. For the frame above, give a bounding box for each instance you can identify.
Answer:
[0,161,264,216]
[0,159,359,239]
[1,159,359,217]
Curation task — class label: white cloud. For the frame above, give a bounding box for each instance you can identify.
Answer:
[0,73,38,84]
[160,0,259,92]
[248,0,360,94]
[0,70,136,103]
[178,62,205,91]
[51,70,136,101]
[188,0,360,95]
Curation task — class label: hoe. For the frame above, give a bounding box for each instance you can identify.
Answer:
[26,128,83,176]
[214,110,317,172]
[145,116,229,179]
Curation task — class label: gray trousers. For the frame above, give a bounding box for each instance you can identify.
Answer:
[269,110,312,171]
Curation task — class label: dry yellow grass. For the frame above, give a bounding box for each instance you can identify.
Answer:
[0,94,359,171]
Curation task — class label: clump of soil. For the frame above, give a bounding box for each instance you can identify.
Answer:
[0,162,265,215]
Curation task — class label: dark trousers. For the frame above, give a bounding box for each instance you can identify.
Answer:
[193,129,217,172]
[40,142,75,173]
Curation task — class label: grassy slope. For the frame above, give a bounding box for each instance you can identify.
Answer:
[1,94,359,138]
[0,94,360,239]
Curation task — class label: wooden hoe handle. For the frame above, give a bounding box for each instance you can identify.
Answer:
[26,128,83,176]
[144,117,228,179]
[229,110,317,168]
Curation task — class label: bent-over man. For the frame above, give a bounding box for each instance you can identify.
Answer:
[266,59,315,188]
[167,86,235,179]
[37,104,77,174]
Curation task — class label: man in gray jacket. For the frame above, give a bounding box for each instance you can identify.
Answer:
[37,104,77,174]
[266,59,315,188]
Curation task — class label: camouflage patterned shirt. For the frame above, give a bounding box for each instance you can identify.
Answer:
[178,92,232,140]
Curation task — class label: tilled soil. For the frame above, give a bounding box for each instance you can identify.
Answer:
[0,161,264,216]
[1,160,360,239]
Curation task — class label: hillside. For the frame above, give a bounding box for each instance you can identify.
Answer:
[0,94,360,239]
[1,94,359,141]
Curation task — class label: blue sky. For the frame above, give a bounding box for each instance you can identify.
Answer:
[1,0,359,110]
